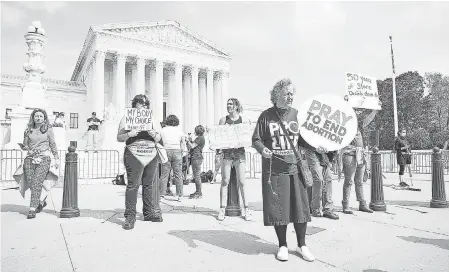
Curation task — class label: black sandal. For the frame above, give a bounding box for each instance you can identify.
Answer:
[27,210,36,219]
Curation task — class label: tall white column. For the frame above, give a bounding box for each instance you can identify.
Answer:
[153,60,164,125]
[167,65,176,115]
[94,50,105,119]
[198,70,207,126]
[148,62,156,112]
[213,72,222,124]
[191,67,199,131]
[183,68,191,132]
[114,53,126,116]
[221,71,229,116]
[136,56,145,95]
[206,69,214,128]
[174,63,183,124]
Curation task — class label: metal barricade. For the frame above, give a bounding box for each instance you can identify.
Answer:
[0,149,121,182]
[0,149,23,182]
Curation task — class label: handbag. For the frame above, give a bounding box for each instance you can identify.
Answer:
[155,143,168,164]
[274,111,313,188]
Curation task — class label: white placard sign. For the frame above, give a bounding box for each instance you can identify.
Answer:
[297,94,358,151]
[125,108,153,131]
[208,122,256,149]
[345,72,381,110]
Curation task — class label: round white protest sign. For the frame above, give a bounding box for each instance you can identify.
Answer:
[297,94,358,151]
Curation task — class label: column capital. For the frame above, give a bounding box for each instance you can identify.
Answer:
[183,67,191,77]
[222,71,230,78]
[191,66,199,74]
[199,69,208,78]
[154,59,164,69]
[95,50,106,60]
[214,71,222,81]
[115,52,127,62]
[206,69,214,77]
[136,56,146,65]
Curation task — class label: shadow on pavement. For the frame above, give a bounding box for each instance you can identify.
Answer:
[385,200,430,208]
[363,269,388,272]
[168,229,277,255]
[398,236,449,251]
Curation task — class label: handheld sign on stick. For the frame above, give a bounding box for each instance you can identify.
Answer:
[345,73,381,110]
[125,108,153,131]
[297,94,358,151]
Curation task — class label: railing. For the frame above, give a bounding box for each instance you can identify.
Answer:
[0,149,120,182]
[2,149,447,183]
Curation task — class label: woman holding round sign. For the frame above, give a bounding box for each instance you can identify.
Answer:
[252,78,328,262]
[117,94,164,230]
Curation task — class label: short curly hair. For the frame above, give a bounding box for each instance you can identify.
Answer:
[195,125,205,136]
[165,115,179,127]
[270,78,296,105]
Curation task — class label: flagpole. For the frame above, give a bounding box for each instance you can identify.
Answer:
[389,36,399,137]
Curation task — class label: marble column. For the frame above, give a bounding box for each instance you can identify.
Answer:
[221,71,229,116]
[153,60,164,125]
[183,68,191,132]
[174,63,183,125]
[167,65,176,115]
[114,53,126,116]
[93,50,105,118]
[213,72,223,124]
[136,56,145,95]
[206,69,214,128]
[148,62,156,112]
[198,70,207,126]
[191,67,199,131]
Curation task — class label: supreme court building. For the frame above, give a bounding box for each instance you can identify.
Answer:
[72,20,231,131]
[1,21,246,149]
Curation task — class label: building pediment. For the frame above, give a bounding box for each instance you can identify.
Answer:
[94,21,230,58]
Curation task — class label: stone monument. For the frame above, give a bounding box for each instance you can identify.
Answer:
[5,21,53,149]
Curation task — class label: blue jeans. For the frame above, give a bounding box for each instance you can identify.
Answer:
[306,151,334,213]
[342,154,366,208]
[191,159,203,193]
[160,149,183,197]
[220,156,247,208]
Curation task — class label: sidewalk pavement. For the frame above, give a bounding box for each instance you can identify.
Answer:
[1,173,449,272]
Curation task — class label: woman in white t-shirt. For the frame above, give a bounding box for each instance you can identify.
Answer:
[160,115,187,201]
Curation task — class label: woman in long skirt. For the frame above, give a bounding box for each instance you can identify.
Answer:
[252,78,327,262]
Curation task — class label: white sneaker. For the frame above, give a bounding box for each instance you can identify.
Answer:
[276,246,289,261]
[244,208,252,221]
[296,246,315,262]
[176,196,182,202]
[217,208,225,221]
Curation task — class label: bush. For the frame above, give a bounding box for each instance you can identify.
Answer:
[430,130,449,148]
[408,128,433,149]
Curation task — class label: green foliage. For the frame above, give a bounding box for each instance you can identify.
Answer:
[424,72,449,132]
[431,130,449,148]
[408,128,433,149]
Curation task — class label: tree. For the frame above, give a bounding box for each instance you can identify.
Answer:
[373,71,426,150]
[424,72,449,132]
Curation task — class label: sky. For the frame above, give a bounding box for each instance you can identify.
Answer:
[2,1,449,108]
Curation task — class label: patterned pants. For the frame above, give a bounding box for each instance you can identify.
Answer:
[23,156,51,208]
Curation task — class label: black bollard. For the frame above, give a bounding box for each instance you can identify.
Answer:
[430,147,448,208]
[225,166,241,216]
[369,147,387,211]
[60,146,80,218]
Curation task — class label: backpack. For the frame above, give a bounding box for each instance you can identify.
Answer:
[112,174,126,186]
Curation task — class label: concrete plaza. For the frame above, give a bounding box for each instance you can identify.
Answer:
[1,173,449,272]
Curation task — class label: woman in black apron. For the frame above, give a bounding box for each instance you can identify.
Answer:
[117,94,163,230]
[394,129,412,187]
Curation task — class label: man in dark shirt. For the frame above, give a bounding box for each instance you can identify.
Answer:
[86,112,101,151]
